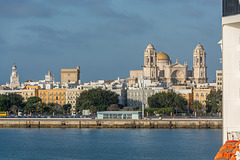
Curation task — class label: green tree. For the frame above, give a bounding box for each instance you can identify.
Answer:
[76,88,119,113]
[107,104,120,111]
[148,92,187,113]
[35,102,47,115]
[190,100,202,116]
[0,93,24,113]
[0,94,10,111]
[26,97,42,104]
[62,104,71,115]
[24,97,42,115]
[206,90,222,114]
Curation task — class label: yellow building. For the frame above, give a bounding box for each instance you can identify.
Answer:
[21,86,39,101]
[193,88,213,106]
[38,89,66,106]
[180,93,193,110]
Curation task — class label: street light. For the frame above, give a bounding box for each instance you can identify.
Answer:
[141,65,145,119]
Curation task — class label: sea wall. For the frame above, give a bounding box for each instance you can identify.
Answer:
[0,118,222,129]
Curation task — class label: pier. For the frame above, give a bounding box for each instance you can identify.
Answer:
[0,118,222,129]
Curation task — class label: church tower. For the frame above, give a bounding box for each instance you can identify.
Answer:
[45,70,55,82]
[192,44,207,83]
[143,43,158,81]
[10,63,20,89]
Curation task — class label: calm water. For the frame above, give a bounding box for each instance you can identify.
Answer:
[0,129,222,160]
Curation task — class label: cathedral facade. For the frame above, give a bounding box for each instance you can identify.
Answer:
[130,43,207,85]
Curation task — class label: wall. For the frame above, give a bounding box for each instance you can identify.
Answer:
[0,119,222,129]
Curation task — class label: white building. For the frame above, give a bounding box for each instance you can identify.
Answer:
[222,0,240,143]
[24,70,61,89]
[216,70,223,91]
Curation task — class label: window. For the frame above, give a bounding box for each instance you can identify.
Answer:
[201,93,204,97]
[223,0,240,17]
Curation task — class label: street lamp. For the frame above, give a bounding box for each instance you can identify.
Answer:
[141,65,145,119]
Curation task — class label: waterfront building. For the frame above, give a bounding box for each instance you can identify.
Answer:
[127,70,143,87]
[97,111,142,120]
[172,85,193,110]
[127,87,168,108]
[222,0,240,143]
[38,89,66,106]
[66,89,86,110]
[61,66,80,85]
[216,70,223,91]
[21,86,39,101]
[129,43,207,85]
[193,88,213,106]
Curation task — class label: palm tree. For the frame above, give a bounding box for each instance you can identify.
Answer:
[10,105,18,115]
[190,100,202,117]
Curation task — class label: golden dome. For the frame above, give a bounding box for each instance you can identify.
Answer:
[157,52,170,60]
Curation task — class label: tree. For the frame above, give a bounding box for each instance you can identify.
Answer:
[107,104,120,111]
[148,92,187,113]
[35,102,47,115]
[0,93,24,112]
[24,97,42,115]
[26,97,42,104]
[190,100,202,116]
[0,94,10,111]
[122,107,139,111]
[76,88,119,113]
[206,90,222,114]
[63,104,71,115]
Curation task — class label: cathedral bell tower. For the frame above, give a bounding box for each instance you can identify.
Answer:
[192,44,207,83]
[10,63,20,89]
[143,43,158,81]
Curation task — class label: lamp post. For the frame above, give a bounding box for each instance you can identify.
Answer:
[141,65,145,119]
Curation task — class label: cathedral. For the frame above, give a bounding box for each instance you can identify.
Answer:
[129,43,207,85]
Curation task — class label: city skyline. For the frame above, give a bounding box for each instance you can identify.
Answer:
[0,0,222,84]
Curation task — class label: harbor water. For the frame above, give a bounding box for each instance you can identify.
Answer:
[0,129,222,160]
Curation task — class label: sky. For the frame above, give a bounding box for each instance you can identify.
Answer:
[0,0,222,84]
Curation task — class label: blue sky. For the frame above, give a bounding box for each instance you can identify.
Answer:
[0,0,222,84]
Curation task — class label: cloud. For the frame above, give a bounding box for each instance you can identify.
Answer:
[102,14,151,35]
[0,0,56,18]
[21,25,70,41]
[18,25,97,55]
[48,0,124,18]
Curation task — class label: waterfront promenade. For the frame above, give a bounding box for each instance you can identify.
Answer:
[0,118,222,129]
